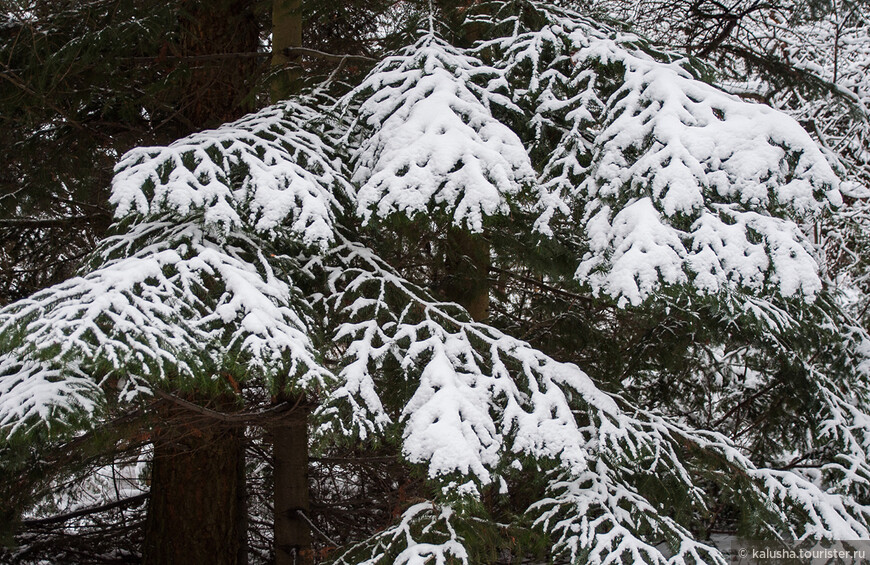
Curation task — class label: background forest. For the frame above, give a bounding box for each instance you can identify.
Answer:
[1,0,869,563]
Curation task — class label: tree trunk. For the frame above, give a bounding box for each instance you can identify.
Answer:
[172,0,261,129]
[271,0,303,102]
[437,227,491,322]
[142,407,246,565]
[272,405,313,565]
[269,3,311,561]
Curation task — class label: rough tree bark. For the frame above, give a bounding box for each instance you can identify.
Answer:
[142,403,246,565]
[437,227,491,322]
[272,404,313,565]
[173,0,261,128]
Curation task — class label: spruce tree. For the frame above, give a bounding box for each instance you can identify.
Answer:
[2,1,870,563]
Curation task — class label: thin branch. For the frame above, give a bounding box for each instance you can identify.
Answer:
[282,46,377,64]
[296,510,338,546]
[489,265,594,304]
[128,52,268,64]
[310,456,397,464]
[21,493,149,527]
[0,215,103,229]
[152,389,303,424]
[712,379,782,428]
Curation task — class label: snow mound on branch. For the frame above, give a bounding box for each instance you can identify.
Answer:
[581,37,839,217]
[0,358,101,440]
[574,31,839,305]
[0,222,329,405]
[111,99,348,247]
[402,347,501,483]
[346,36,534,232]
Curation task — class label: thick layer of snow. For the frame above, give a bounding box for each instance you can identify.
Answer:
[482,5,840,306]
[112,99,349,247]
[346,37,534,232]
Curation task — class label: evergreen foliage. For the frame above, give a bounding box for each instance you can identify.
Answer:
[0,0,268,305]
[2,0,870,563]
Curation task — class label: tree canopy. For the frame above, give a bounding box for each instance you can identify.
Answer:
[1,0,870,563]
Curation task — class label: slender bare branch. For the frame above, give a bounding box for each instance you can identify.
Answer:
[21,493,149,527]
[282,46,377,64]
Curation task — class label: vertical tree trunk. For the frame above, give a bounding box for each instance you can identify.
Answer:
[272,405,313,565]
[142,407,245,565]
[237,438,249,565]
[173,0,261,128]
[271,0,303,102]
[270,2,312,561]
[138,2,258,562]
[438,227,491,322]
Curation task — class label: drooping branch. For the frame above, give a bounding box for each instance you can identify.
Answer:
[282,46,378,64]
[21,493,149,527]
[152,389,303,424]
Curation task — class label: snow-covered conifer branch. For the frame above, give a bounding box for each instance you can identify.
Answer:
[333,502,471,565]
[311,235,870,561]
[111,98,350,247]
[477,1,842,306]
[0,220,332,440]
[3,2,870,562]
[532,466,727,565]
[0,357,101,441]
[342,36,534,233]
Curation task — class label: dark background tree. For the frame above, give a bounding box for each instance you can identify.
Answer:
[0,0,267,305]
[0,1,408,562]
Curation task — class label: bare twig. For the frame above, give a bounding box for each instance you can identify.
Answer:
[296,510,338,546]
[0,215,103,229]
[489,265,594,304]
[282,46,377,64]
[128,52,267,64]
[22,493,149,528]
[153,389,303,424]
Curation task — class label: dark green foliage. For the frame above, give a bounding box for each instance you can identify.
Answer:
[3,0,870,563]
[0,0,268,304]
